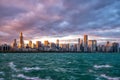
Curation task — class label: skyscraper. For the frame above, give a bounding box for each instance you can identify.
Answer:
[56,39,59,48]
[84,35,88,52]
[19,32,24,48]
[112,42,119,52]
[88,40,97,52]
[106,41,112,52]
[36,41,41,48]
[80,40,84,52]
[28,40,32,48]
[44,40,49,47]
[12,39,17,50]
[78,38,80,44]
[77,38,81,52]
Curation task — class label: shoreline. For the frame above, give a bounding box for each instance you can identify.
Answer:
[0,51,120,53]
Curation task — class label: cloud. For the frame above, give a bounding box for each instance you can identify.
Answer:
[0,0,120,44]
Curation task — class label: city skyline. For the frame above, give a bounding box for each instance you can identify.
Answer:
[0,32,120,45]
[0,0,120,44]
[0,32,119,53]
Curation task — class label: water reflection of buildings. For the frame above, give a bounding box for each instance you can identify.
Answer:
[0,32,119,53]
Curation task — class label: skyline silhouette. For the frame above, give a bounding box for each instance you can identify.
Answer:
[0,32,119,53]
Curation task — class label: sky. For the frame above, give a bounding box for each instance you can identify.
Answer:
[0,0,120,44]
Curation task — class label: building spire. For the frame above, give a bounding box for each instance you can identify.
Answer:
[20,32,23,36]
[19,32,24,48]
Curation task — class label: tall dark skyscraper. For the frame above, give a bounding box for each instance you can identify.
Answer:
[12,39,17,49]
[77,38,81,51]
[78,38,80,45]
[19,32,24,48]
[56,39,59,48]
[112,42,119,52]
[84,35,88,52]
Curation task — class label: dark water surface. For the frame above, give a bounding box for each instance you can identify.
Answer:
[0,53,120,80]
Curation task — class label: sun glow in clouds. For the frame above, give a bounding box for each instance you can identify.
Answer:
[0,0,120,44]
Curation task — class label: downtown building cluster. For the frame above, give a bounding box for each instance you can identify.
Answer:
[0,32,119,53]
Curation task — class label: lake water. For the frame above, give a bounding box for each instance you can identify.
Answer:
[0,53,120,80]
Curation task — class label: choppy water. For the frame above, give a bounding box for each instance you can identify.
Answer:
[0,53,120,80]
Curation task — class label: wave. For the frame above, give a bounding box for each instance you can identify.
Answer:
[17,74,52,80]
[88,69,95,73]
[94,64,112,69]
[101,74,120,80]
[8,62,19,72]
[67,62,72,64]
[17,74,41,80]
[23,67,42,72]
[54,68,67,73]
[3,54,6,56]
[0,78,4,80]
[0,72,4,76]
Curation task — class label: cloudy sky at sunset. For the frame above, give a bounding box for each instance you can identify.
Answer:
[0,0,120,44]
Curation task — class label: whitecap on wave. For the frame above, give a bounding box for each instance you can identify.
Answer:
[3,54,6,56]
[94,64,112,69]
[23,67,43,72]
[0,72,4,76]
[54,68,67,73]
[67,62,72,64]
[17,74,40,80]
[88,69,95,73]
[17,74,52,80]
[8,62,19,72]
[101,74,120,80]
[0,78,4,80]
